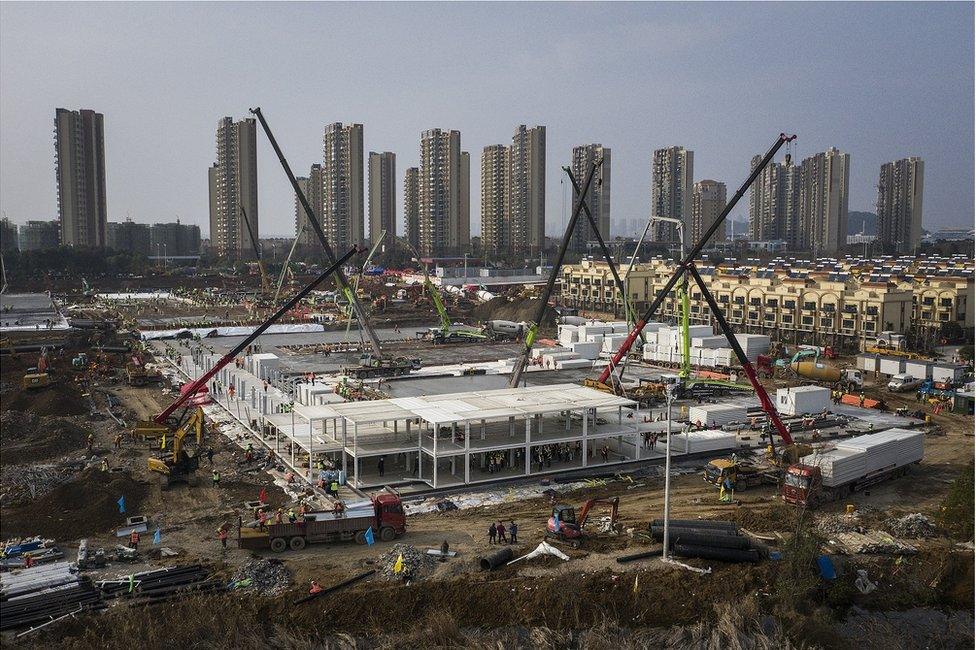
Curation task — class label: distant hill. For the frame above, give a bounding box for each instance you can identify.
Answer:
[848,211,877,235]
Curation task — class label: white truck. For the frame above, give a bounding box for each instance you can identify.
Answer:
[887,373,924,392]
[782,429,923,507]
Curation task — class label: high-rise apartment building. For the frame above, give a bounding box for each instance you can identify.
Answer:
[749,153,801,246]
[570,144,611,252]
[509,125,546,254]
[55,108,107,248]
[322,123,364,249]
[418,129,469,256]
[691,180,728,244]
[294,164,323,247]
[150,220,201,257]
[877,157,924,254]
[18,221,60,251]
[480,144,509,255]
[650,146,694,243]
[368,152,396,245]
[404,167,420,251]
[209,116,258,260]
[107,220,151,256]
[799,147,850,255]
[0,218,18,253]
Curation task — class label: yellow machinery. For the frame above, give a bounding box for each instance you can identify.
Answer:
[21,373,51,390]
[147,407,205,488]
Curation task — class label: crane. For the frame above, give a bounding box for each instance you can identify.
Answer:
[595,133,798,449]
[646,215,691,381]
[342,231,387,342]
[149,245,361,424]
[239,203,270,294]
[508,160,602,388]
[272,219,304,304]
[250,107,384,359]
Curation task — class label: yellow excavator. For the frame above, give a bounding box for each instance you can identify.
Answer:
[147,406,206,489]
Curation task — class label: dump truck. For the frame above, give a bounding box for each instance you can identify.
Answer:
[703,458,781,491]
[238,492,406,552]
[782,429,923,507]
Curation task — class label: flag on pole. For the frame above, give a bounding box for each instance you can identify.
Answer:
[258,487,267,503]
[117,495,126,514]
[393,553,404,574]
[153,529,161,545]
[364,527,375,546]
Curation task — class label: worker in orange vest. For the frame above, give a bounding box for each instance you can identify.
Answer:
[309,580,323,594]
[129,530,140,550]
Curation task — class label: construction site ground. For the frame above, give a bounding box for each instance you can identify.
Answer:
[1,300,973,648]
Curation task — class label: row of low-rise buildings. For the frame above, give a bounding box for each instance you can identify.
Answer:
[561,255,974,347]
[0,216,199,256]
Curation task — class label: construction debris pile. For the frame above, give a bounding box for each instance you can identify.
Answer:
[230,558,292,596]
[816,513,865,535]
[885,513,938,539]
[0,463,71,507]
[828,531,918,555]
[0,537,63,568]
[377,544,436,581]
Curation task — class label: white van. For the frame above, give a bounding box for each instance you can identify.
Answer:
[887,373,923,392]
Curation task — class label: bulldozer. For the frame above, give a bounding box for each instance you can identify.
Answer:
[147,407,206,489]
[545,497,620,548]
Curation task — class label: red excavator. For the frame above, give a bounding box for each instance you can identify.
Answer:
[546,497,620,548]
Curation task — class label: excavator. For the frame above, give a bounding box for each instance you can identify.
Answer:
[147,406,206,488]
[546,497,620,548]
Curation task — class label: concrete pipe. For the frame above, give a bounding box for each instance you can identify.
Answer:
[479,547,514,571]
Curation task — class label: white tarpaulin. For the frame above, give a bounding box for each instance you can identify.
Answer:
[507,541,570,565]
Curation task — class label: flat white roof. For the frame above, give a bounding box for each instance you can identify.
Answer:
[330,384,636,426]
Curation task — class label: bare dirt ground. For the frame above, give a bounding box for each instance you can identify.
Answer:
[1,302,973,648]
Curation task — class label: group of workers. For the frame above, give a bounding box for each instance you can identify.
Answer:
[486,520,518,544]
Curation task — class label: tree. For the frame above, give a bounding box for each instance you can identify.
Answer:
[959,345,974,363]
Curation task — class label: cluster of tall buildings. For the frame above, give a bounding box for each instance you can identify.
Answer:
[749,148,924,254]
[16,108,931,263]
[480,126,546,256]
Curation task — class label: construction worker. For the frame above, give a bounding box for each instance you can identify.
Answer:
[212,469,220,488]
[207,448,215,466]
[258,510,268,530]
[288,508,297,523]
[488,522,497,545]
[508,520,518,544]
[720,476,734,503]
[332,500,345,518]
[859,393,866,407]
[329,479,340,498]
[309,580,323,594]
[228,384,236,400]
[129,530,140,550]
[114,433,123,450]
[218,527,228,549]
[86,433,94,452]
[275,508,284,524]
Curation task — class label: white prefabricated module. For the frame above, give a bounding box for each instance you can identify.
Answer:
[878,357,906,376]
[713,348,735,367]
[557,324,579,346]
[932,364,967,384]
[856,354,880,373]
[641,344,659,361]
[531,347,560,359]
[601,334,628,354]
[800,428,923,488]
[733,334,770,360]
[568,341,602,360]
[692,335,727,349]
[542,352,579,368]
[249,353,281,380]
[776,385,831,416]
[607,321,630,334]
[671,429,738,454]
[687,404,747,427]
[904,360,934,380]
[584,334,606,346]
[577,324,611,339]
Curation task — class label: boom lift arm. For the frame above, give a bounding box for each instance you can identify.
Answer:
[153,245,361,423]
[508,160,602,388]
[250,107,384,359]
[239,203,270,294]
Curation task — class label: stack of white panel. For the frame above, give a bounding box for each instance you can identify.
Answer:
[691,347,717,368]
[601,334,628,355]
[733,334,770,361]
[607,321,630,334]
[557,324,579,346]
[687,404,747,427]
[802,429,923,487]
[249,353,281,380]
[642,344,658,361]
[532,347,560,358]
[713,348,735,367]
[584,334,606,346]
[692,335,727,349]
[672,429,738,454]
[542,351,579,368]
[776,385,831,416]
[556,358,595,369]
[569,341,602,359]
[578,323,611,340]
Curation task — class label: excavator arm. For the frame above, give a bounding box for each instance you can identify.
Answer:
[577,497,619,530]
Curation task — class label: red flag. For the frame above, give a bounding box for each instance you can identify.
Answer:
[258,487,267,503]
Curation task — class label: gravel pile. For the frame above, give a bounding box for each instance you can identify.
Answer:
[816,513,865,535]
[377,543,436,581]
[230,558,292,596]
[885,513,937,538]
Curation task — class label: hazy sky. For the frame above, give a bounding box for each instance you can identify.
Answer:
[1,2,972,237]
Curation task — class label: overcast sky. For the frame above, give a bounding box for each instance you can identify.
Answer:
[1,2,972,237]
